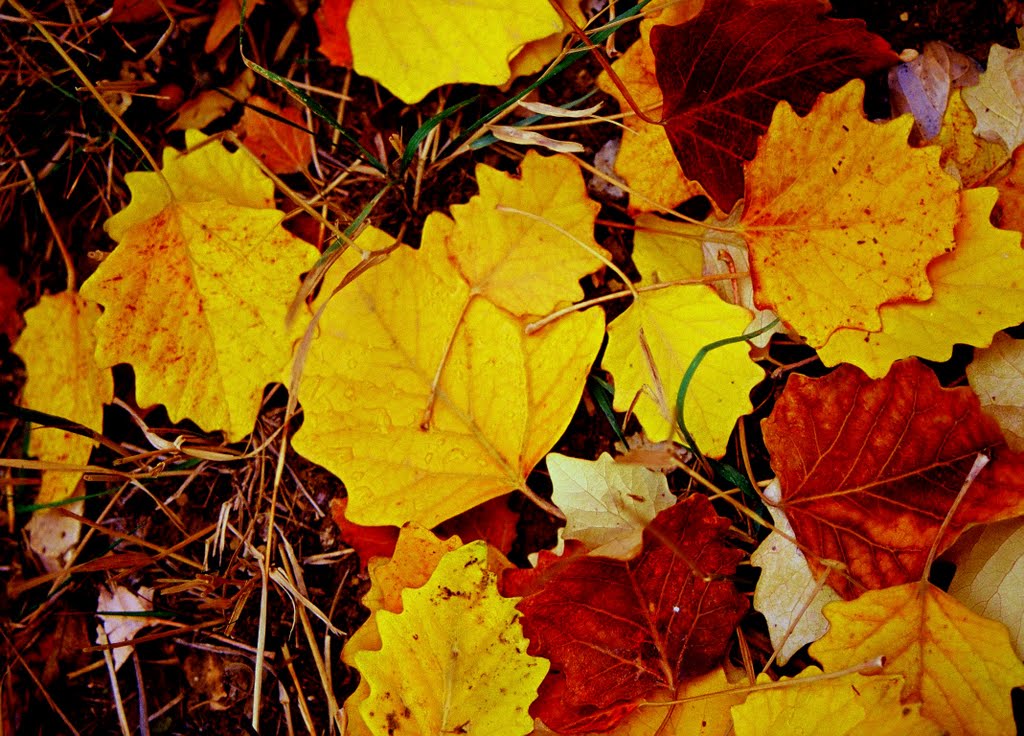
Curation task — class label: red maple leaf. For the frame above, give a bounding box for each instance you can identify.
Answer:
[502,494,747,729]
[762,359,1024,600]
[650,0,898,211]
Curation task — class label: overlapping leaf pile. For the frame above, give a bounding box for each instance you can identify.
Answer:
[16,0,1024,734]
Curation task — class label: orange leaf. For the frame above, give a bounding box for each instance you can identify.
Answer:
[740,80,960,347]
[315,0,353,67]
[762,359,1024,599]
[204,0,264,54]
[235,96,313,174]
[811,583,1024,735]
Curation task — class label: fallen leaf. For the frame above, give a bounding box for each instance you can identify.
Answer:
[947,516,1024,658]
[818,188,1024,377]
[435,495,520,558]
[968,331,1024,452]
[503,495,748,727]
[96,585,157,672]
[347,0,562,103]
[315,0,353,67]
[602,285,763,456]
[751,480,842,665]
[889,41,979,142]
[595,1,707,213]
[995,143,1024,229]
[741,80,960,348]
[811,583,1024,736]
[82,131,319,441]
[730,667,942,736]
[652,0,898,211]
[354,540,548,736]
[329,498,399,571]
[341,526,463,736]
[16,293,111,570]
[204,0,264,54]
[292,153,606,527]
[235,96,313,174]
[935,89,1009,186]
[0,265,23,343]
[762,359,1024,599]
[507,0,584,80]
[546,451,676,559]
[963,30,1024,152]
[167,71,254,131]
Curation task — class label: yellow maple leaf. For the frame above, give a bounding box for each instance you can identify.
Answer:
[741,80,960,348]
[15,292,112,569]
[595,1,707,212]
[348,0,562,104]
[963,29,1024,152]
[730,667,942,736]
[354,540,548,736]
[342,525,464,736]
[819,188,1024,377]
[546,451,675,559]
[602,285,762,457]
[967,331,1024,451]
[810,582,1024,735]
[947,517,1024,659]
[292,153,606,527]
[82,134,319,441]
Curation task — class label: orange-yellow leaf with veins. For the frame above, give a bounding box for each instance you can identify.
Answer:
[595,1,707,213]
[292,153,606,527]
[818,188,1024,377]
[741,80,960,348]
[348,0,561,103]
[16,292,112,570]
[82,132,319,441]
[811,583,1024,736]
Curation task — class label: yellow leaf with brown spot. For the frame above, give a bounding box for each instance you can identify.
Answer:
[355,540,548,736]
[342,526,464,736]
[348,0,562,104]
[602,284,762,456]
[730,667,941,736]
[811,583,1024,736]
[741,80,960,348]
[818,188,1024,378]
[595,1,707,213]
[292,152,606,527]
[15,292,112,570]
[82,134,319,441]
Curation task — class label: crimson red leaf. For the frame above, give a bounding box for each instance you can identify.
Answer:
[762,359,1024,600]
[651,0,898,211]
[329,498,398,571]
[502,495,747,725]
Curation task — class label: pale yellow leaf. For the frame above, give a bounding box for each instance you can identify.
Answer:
[967,330,1024,451]
[546,452,675,559]
[964,30,1024,152]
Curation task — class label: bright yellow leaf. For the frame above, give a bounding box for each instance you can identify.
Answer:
[631,212,704,284]
[105,130,272,242]
[348,0,562,104]
[546,452,675,559]
[947,517,1024,659]
[967,331,1024,451]
[292,154,605,527]
[595,1,707,213]
[602,285,762,456]
[355,540,548,736]
[342,526,464,736]
[751,481,841,666]
[963,29,1024,152]
[741,80,960,348]
[507,0,583,80]
[15,292,112,570]
[82,135,319,441]
[819,188,1024,377]
[730,667,941,736]
[810,582,1024,735]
